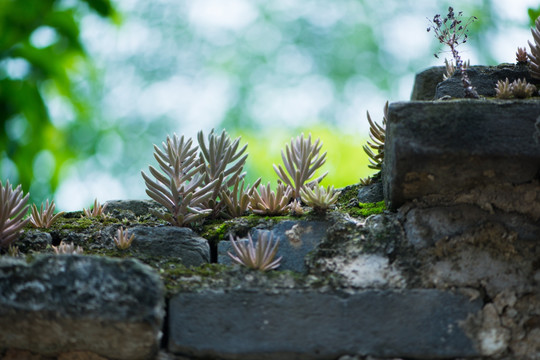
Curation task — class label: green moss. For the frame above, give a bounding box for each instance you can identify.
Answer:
[346,201,386,217]
[336,183,362,207]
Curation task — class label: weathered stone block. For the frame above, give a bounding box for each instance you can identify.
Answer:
[218,220,329,272]
[0,255,164,360]
[169,289,482,359]
[410,66,446,100]
[383,100,540,210]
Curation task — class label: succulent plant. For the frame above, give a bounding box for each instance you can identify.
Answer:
[141,133,220,226]
[197,129,247,215]
[30,199,65,228]
[227,232,282,271]
[249,181,292,216]
[360,176,375,186]
[83,199,109,218]
[273,133,327,199]
[114,226,134,250]
[495,78,513,99]
[288,199,304,216]
[220,177,261,218]
[442,58,455,80]
[516,47,528,65]
[52,241,83,255]
[363,101,388,171]
[0,180,29,248]
[528,16,540,79]
[300,185,341,213]
[511,78,536,98]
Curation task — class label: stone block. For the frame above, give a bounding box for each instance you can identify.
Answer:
[410,66,446,100]
[383,100,540,210]
[0,255,164,360]
[169,289,482,359]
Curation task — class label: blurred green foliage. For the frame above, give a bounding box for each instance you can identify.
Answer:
[0,0,116,202]
[528,6,540,26]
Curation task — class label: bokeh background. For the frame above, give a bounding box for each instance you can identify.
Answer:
[1,0,539,210]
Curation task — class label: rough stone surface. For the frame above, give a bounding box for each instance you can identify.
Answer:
[384,100,540,210]
[434,64,534,99]
[218,220,329,272]
[169,289,482,359]
[104,199,165,218]
[101,225,210,266]
[357,181,383,203]
[0,255,164,360]
[410,66,446,100]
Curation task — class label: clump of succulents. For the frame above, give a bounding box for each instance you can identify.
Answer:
[528,16,540,79]
[511,78,537,98]
[114,227,135,250]
[516,47,528,65]
[288,199,304,216]
[83,199,109,218]
[227,232,282,271]
[220,177,261,219]
[30,199,64,228]
[197,129,248,216]
[52,241,83,255]
[300,185,341,214]
[273,133,327,199]
[0,180,29,248]
[495,78,513,99]
[249,181,292,216]
[428,7,479,98]
[363,101,388,171]
[142,134,220,227]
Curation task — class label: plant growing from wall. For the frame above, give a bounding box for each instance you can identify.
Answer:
[141,134,220,227]
[83,199,109,219]
[227,232,282,271]
[220,177,261,219]
[363,101,388,171]
[197,129,248,216]
[249,181,292,216]
[114,227,135,250]
[495,78,513,99]
[516,47,529,65]
[510,78,537,98]
[300,185,341,214]
[30,199,64,228]
[0,180,29,248]
[273,133,327,199]
[528,16,540,79]
[427,7,479,98]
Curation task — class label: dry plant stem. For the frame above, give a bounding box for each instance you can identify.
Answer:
[227,232,282,271]
[30,199,64,228]
[273,133,328,199]
[0,180,29,248]
[528,16,540,79]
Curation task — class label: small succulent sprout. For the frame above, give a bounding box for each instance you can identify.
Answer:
[249,181,292,216]
[516,47,528,64]
[442,58,455,80]
[273,133,328,199]
[227,232,282,271]
[360,176,375,186]
[495,78,513,99]
[114,226,134,250]
[83,199,109,218]
[0,180,30,248]
[288,199,304,216]
[528,16,540,79]
[7,244,20,257]
[363,101,388,171]
[30,199,65,228]
[300,185,341,213]
[52,241,83,255]
[511,78,536,98]
[220,177,261,218]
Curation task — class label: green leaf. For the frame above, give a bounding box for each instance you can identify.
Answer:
[528,7,540,26]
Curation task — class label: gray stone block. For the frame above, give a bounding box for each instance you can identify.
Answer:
[218,220,329,272]
[434,64,533,99]
[410,66,446,100]
[383,100,540,210]
[168,289,482,359]
[0,255,164,360]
